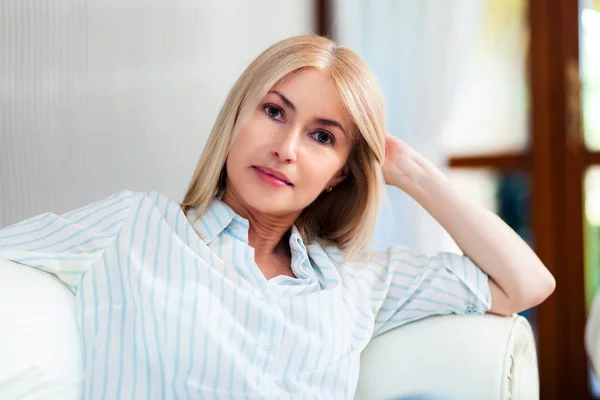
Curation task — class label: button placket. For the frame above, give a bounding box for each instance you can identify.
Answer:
[263,298,284,376]
[261,298,273,354]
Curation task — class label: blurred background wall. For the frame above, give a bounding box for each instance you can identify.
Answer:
[0,1,313,227]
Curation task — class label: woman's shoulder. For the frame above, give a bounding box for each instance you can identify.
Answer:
[57,189,137,222]
[315,241,384,265]
[316,241,427,267]
[102,190,181,210]
[118,190,186,223]
[136,190,191,230]
[318,241,344,258]
[78,190,187,236]
[62,189,182,222]
[137,190,180,208]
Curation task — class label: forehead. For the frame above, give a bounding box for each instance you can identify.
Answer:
[270,69,352,131]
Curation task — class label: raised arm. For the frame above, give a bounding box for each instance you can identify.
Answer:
[382,135,556,316]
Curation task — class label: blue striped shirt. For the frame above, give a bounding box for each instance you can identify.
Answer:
[0,190,491,399]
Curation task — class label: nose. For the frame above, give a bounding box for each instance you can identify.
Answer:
[271,127,300,163]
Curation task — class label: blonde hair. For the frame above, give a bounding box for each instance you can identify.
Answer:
[181,35,387,260]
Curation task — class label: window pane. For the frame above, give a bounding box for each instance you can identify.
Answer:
[585,166,600,398]
[582,1,600,151]
[585,167,600,310]
[440,0,530,156]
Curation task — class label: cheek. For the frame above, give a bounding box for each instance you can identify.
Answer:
[300,157,344,188]
[228,127,261,162]
[225,132,249,178]
[230,129,251,153]
[226,123,268,175]
[233,119,273,151]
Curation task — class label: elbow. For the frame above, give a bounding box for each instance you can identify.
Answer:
[536,271,556,303]
[488,263,556,317]
[544,271,557,297]
[518,268,556,311]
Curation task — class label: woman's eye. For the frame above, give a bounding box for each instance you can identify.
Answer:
[264,105,283,121]
[311,131,334,145]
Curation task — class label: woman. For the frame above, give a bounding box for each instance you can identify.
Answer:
[0,35,554,399]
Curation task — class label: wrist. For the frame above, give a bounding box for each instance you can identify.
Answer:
[396,154,451,200]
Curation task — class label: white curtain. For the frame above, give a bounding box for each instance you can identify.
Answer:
[333,0,487,254]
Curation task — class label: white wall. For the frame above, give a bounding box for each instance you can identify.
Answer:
[0,1,314,227]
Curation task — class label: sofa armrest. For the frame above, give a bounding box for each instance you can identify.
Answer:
[0,258,83,400]
[356,313,539,400]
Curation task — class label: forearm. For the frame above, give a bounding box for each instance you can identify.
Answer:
[400,156,555,307]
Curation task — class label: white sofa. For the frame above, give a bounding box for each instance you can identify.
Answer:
[0,258,539,399]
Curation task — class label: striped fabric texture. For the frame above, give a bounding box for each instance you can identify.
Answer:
[0,190,491,399]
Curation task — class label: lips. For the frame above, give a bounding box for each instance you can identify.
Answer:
[253,166,293,186]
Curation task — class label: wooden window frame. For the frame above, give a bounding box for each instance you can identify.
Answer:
[317,0,598,398]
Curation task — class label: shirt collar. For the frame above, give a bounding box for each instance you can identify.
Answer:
[188,197,308,254]
[187,197,240,244]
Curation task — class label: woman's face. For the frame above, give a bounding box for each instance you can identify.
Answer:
[225,68,353,217]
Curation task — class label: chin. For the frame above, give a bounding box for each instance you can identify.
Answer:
[241,185,299,214]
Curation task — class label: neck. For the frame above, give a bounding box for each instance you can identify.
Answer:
[221,188,298,258]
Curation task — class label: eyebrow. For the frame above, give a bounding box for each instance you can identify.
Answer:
[270,90,347,136]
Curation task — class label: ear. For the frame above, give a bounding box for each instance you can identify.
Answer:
[328,164,350,188]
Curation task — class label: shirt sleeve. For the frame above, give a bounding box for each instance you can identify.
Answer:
[345,245,492,337]
[0,190,134,293]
